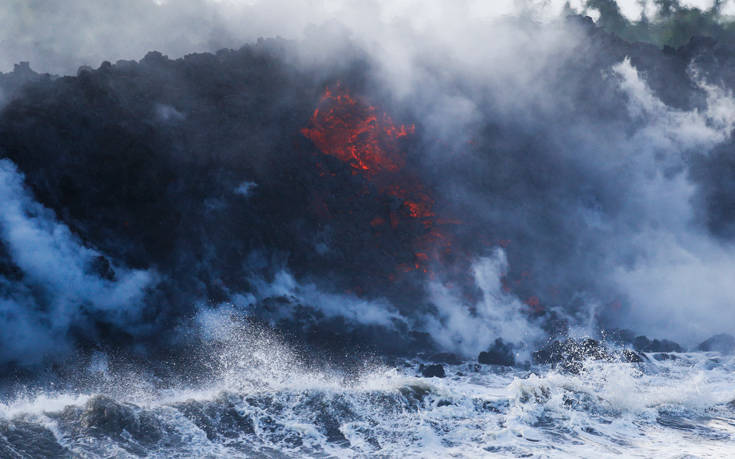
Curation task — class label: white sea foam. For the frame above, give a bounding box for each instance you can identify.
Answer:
[2,330,735,458]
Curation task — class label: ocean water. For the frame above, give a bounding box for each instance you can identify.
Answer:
[2,327,734,458]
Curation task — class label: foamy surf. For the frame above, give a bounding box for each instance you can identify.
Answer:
[2,350,735,458]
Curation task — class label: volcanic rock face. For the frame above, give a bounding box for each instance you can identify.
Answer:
[1,13,735,373]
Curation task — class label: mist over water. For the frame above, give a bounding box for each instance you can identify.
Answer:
[3,1,735,456]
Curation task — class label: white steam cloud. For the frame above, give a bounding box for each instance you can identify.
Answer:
[608,60,735,344]
[0,159,156,364]
[0,0,686,75]
[247,270,405,328]
[424,249,544,358]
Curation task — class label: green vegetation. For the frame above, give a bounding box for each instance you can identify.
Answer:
[582,0,735,48]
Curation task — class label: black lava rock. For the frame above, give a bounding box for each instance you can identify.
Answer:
[633,336,683,353]
[698,334,735,354]
[533,338,644,373]
[533,338,608,364]
[419,364,446,378]
[621,349,646,363]
[603,330,682,353]
[478,338,515,366]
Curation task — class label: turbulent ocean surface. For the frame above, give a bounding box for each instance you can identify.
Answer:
[3,334,735,458]
[6,1,735,457]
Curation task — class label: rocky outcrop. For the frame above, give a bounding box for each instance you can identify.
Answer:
[419,364,446,378]
[478,338,515,367]
[697,334,735,354]
[533,338,644,374]
[632,336,683,353]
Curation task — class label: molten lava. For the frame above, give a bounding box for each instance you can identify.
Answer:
[301,84,552,313]
[302,83,452,274]
[301,85,412,176]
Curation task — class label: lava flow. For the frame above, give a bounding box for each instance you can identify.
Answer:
[301,84,550,312]
[301,85,410,175]
[301,83,452,274]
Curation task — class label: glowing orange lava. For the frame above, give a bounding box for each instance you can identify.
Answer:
[301,84,559,318]
[302,83,452,273]
[301,85,413,176]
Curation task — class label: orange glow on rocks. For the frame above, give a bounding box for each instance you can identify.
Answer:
[301,84,549,315]
[301,84,413,176]
[302,83,454,274]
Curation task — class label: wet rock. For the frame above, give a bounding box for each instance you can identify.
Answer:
[48,395,168,457]
[534,338,608,363]
[633,336,682,353]
[621,349,646,363]
[419,364,446,378]
[398,384,433,409]
[79,395,162,444]
[602,330,683,354]
[478,338,515,366]
[697,334,735,354]
[533,338,644,373]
